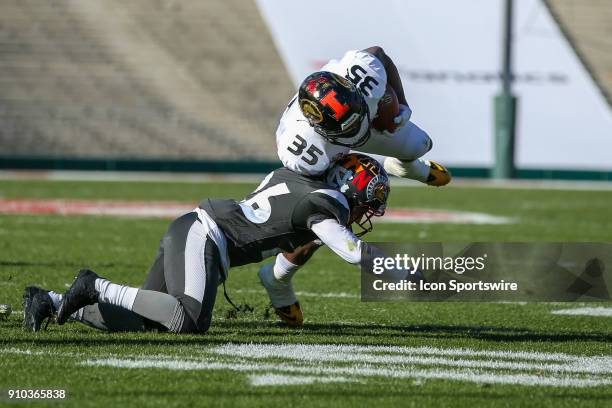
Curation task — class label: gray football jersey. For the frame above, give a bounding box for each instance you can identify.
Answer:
[200,168,349,266]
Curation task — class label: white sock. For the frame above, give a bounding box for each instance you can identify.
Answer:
[401,158,431,182]
[94,278,139,311]
[273,253,300,283]
[48,291,63,311]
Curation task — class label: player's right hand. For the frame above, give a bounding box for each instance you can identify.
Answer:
[393,104,412,129]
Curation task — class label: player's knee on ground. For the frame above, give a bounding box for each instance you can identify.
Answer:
[168,298,210,334]
[131,289,206,334]
[159,300,203,334]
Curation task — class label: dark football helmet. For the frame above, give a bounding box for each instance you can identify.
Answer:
[298,71,370,148]
[326,153,390,236]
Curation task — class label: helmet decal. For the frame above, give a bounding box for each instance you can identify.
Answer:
[301,100,324,124]
[334,74,354,89]
[373,181,389,203]
[320,89,349,120]
[307,76,330,95]
[351,169,373,191]
[341,113,360,131]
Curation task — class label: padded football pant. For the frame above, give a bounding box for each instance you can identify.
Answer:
[360,121,433,161]
[75,212,223,334]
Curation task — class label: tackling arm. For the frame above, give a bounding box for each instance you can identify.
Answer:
[282,240,322,266]
[310,218,413,281]
[310,218,381,266]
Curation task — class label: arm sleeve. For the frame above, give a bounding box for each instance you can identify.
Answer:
[310,219,389,270]
[310,218,363,264]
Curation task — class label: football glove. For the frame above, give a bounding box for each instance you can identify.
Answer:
[382,104,412,137]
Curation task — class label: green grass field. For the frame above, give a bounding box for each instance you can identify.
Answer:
[1,178,611,407]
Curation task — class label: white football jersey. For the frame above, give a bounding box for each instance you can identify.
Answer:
[276,50,388,176]
[276,99,349,176]
[321,50,388,119]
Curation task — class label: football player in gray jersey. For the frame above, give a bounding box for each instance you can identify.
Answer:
[23,154,393,334]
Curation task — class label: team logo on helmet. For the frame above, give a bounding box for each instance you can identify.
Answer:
[373,182,388,202]
[301,100,323,124]
[368,176,390,209]
[298,71,371,147]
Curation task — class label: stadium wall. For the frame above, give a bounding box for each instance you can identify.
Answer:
[2,156,612,181]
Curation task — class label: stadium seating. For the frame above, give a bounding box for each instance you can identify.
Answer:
[0,0,294,160]
[547,0,612,105]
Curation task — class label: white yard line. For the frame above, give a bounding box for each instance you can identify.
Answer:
[82,356,612,388]
[248,374,353,386]
[4,342,611,388]
[551,307,612,317]
[213,343,612,374]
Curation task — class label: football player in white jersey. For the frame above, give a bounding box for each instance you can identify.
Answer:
[276,46,451,186]
[265,47,449,325]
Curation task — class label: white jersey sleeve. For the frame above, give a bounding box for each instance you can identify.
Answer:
[310,218,362,264]
[276,96,349,176]
[310,218,411,282]
[321,50,388,119]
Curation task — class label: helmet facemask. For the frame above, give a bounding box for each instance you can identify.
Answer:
[349,182,389,237]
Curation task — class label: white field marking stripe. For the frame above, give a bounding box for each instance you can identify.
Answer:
[3,340,608,365]
[213,344,612,374]
[82,357,612,388]
[6,345,612,388]
[551,307,612,317]
[213,343,608,364]
[248,374,353,386]
[234,288,359,299]
[2,348,54,356]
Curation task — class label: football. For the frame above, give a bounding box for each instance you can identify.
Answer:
[372,83,400,132]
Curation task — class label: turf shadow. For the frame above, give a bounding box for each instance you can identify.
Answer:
[5,320,611,346]
[0,260,144,269]
[212,321,612,343]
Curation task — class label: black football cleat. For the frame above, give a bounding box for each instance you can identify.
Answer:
[23,286,56,332]
[56,269,100,325]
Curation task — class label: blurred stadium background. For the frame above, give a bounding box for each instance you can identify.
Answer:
[0,0,610,177]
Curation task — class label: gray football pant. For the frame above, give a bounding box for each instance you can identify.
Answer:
[75,212,222,334]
